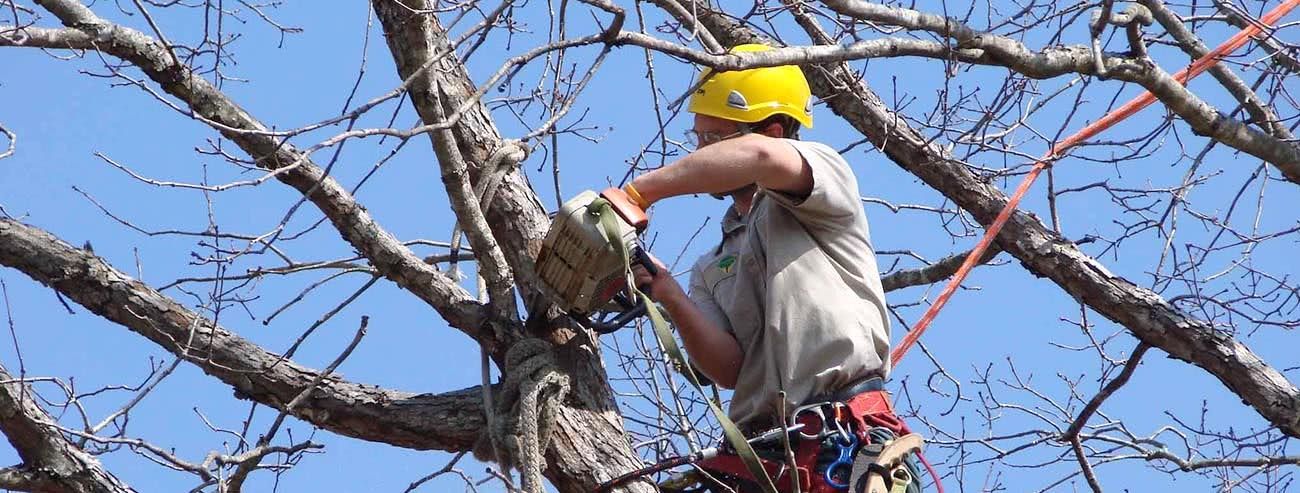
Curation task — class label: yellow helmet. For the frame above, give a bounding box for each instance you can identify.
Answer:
[687,44,814,128]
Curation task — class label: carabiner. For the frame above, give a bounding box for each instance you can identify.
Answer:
[791,403,831,440]
[829,401,853,443]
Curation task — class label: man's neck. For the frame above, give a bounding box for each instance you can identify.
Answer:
[730,185,758,216]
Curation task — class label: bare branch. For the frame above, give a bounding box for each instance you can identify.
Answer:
[0,363,134,493]
[0,24,92,48]
[0,217,487,452]
[27,0,490,336]
[1141,0,1294,140]
[820,0,1300,185]
[1062,342,1151,441]
[882,245,1003,292]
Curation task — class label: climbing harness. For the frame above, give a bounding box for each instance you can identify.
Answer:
[650,386,932,493]
[890,0,1300,366]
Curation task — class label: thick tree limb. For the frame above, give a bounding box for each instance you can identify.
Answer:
[370,0,549,310]
[0,363,134,493]
[25,0,490,338]
[0,25,93,48]
[659,0,1300,438]
[0,467,60,492]
[0,217,487,452]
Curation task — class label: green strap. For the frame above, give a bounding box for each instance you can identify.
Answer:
[589,199,780,493]
[889,466,912,493]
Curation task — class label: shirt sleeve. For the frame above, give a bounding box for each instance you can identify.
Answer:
[762,139,862,232]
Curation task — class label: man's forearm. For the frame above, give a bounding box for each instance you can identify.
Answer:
[630,134,808,205]
[658,289,744,389]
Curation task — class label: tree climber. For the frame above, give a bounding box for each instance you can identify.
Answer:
[615,44,927,492]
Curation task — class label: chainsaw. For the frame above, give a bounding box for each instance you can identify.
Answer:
[535,188,658,333]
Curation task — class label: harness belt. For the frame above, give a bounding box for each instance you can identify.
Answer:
[688,384,928,493]
[812,376,886,404]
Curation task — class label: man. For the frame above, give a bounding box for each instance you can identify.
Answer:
[624,43,893,432]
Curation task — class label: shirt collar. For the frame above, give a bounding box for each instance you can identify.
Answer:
[721,205,746,236]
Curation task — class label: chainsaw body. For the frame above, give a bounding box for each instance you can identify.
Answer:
[536,190,652,332]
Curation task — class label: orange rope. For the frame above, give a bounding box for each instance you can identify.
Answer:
[890,0,1300,365]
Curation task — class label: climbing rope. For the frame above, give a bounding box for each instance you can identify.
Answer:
[890,0,1300,365]
[490,338,572,493]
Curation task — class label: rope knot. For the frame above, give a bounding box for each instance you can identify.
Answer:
[487,338,571,493]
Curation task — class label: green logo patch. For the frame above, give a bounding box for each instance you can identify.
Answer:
[717,255,736,273]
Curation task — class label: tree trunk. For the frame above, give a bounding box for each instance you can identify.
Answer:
[370,2,655,491]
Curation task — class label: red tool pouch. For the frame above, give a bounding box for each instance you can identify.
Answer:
[842,390,910,439]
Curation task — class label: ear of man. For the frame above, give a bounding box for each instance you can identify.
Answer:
[746,114,800,139]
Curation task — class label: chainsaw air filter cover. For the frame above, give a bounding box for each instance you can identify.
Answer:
[536,190,640,315]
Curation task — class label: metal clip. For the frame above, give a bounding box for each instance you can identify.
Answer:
[791,403,831,440]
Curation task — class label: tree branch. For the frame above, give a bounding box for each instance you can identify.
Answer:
[371,0,550,320]
[1141,0,1294,140]
[882,245,1003,292]
[0,217,488,452]
[26,0,490,338]
[0,362,134,493]
[820,0,1300,185]
[0,25,93,48]
[369,3,656,492]
[0,467,60,492]
[1062,342,1151,441]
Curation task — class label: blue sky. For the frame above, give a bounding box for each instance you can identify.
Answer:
[3,1,1298,491]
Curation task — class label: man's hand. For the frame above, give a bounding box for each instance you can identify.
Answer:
[630,251,681,302]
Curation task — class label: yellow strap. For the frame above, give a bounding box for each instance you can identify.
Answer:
[590,198,780,493]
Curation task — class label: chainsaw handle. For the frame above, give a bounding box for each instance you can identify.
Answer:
[631,246,659,277]
[590,304,647,334]
[590,250,659,334]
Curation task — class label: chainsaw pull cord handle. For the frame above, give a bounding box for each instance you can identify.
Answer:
[588,198,780,493]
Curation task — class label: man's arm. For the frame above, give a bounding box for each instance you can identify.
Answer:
[630,134,812,205]
[633,255,743,389]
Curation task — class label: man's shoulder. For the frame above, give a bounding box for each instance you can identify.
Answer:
[784,139,854,172]
[784,138,840,156]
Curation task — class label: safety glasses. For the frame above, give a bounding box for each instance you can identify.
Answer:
[682,126,750,150]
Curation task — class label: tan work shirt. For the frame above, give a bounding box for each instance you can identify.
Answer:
[687,139,890,425]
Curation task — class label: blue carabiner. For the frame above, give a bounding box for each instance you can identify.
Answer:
[823,431,858,490]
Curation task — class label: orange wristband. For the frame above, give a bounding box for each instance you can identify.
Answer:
[623,183,651,210]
